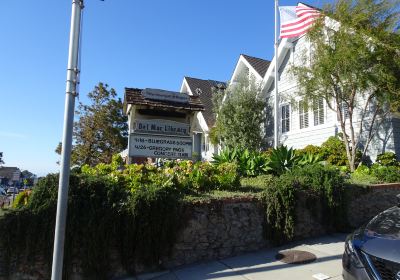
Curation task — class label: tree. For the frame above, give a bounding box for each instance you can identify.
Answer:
[212,76,266,151]
[0,152,4,165]
[292,0,400,171]
[21,170,35,186]
[56,82,128,166]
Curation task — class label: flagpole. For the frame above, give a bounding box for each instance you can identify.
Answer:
[51,0,84,279]
[274,0,279,148]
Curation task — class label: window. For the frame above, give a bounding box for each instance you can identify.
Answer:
[281,104,290,133]
[201,134,212,153]
[299,100,309,129]
[313,98,324,126]
[202,134,208,152]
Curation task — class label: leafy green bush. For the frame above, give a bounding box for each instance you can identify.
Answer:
[376,152,399,167]
[0,173,184,279]
[261,164,346,244]
[261,175,296,243]
[81,156,241,193]
[118,185,184,270]
[319,136,361,167]
[296,145,321,157]
[371,165,400,183]
[320,136,349,166]
[214,162,241,190]
[12,191,31,209]
[349,165,379,185]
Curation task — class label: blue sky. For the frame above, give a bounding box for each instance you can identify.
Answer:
[0,0,325,176]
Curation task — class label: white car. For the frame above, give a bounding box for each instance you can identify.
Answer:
[6,187,19,195]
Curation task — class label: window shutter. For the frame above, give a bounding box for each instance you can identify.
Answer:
[299,100,309,129]
[282,105,290,133]
[313,98,324,126]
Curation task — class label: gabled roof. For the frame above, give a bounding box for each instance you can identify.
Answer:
[241,54,271,78]
[124,88,204,112]
[184,77,226,127]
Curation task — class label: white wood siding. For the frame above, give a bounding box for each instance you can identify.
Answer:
[268,36,338,149]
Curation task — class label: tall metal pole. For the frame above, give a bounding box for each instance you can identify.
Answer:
[274,0,279,148]
[51,1,84,279]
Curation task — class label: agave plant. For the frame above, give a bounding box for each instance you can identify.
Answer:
[267,145,300,175]
[298,152,322,166]
[213,147,271,176]
[212,147,240,165]
[244,152,271,176]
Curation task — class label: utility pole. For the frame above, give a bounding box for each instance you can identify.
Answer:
[51,1,84,279]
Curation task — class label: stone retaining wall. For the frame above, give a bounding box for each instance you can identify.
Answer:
[163,198,267,268]
[1,184,399,279]
[347,183,400,228]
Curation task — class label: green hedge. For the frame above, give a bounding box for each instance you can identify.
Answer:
[0,173,185,279]
[261,164,347,244]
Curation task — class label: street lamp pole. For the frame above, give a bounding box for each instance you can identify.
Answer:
[51,1,84,279]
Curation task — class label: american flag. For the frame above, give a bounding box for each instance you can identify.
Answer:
[279,3,320,39]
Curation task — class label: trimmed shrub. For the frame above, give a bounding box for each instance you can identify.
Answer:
[319,136,361,167]
[320,136,348,166]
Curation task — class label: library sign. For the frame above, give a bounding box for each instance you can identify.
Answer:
[133,119,189,136]
[129,119,192,159]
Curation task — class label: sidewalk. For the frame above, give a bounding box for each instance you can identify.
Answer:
[136,233,346,280]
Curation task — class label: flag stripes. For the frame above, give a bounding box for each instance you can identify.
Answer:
[280,3,320,39]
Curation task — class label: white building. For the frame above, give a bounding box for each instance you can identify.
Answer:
[230,35,400,161]
[180,77,226,161]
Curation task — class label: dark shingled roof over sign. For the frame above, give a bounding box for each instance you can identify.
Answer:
[124,88,204,111]
[0,167,20,180]
[241,54,271,78]
[184,77,226,127]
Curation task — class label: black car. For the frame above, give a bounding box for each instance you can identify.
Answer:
[343,194,400,280]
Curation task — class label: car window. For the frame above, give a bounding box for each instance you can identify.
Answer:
[366,206,400,239]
